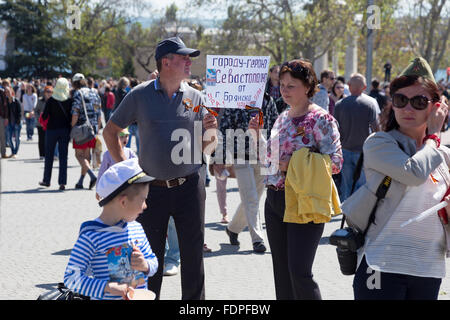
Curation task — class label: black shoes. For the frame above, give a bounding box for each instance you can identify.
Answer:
[59,185,65,191]
[226,227,240,245]
[89,177,97,190]
[253,242,267,253]
[39,181,50,187]
[75,183,83,189]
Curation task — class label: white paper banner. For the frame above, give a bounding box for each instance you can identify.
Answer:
[205,55,270,109]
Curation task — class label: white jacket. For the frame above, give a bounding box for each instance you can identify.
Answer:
[342,129,450,257]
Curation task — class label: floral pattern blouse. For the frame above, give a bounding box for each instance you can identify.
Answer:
[265,108,343,189]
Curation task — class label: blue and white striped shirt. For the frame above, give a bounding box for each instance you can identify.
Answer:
[64,219,158,300]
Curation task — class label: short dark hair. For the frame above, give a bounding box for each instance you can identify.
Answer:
[279,59,319,98]
[156,53,174,72]
[130,78,139,88]
[372,79,380,89]
[320,70,334,82]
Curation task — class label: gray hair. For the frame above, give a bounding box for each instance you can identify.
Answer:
[118,77,130,89]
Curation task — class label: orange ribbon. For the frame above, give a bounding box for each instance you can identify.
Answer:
[245,105,264,127]
[183,98,218,116]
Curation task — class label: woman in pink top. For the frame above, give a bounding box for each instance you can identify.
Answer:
[250,59,342,300]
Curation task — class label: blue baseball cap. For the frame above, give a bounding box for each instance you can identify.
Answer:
[155,37,200,61]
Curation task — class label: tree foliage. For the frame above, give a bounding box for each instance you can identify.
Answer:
[1,0,448,80]
[190,0,449,75]
[400,0,450,73]
[0,0,69,78]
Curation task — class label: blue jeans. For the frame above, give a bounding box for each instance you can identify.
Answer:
[339,149,366,202]
[126,124,139,155]
[25,117,35,139]
[164,216,180,267]
[43,128,70,185]
[7,123,21,155]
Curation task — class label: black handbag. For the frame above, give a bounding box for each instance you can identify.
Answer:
[330,152,392,275]
[37,283,90,300]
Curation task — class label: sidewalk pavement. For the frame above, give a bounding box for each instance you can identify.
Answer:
[1,128,450,300]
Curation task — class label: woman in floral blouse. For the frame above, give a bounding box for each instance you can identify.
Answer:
[250,59,342,300]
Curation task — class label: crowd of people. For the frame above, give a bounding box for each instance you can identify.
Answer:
[2,35,450,301]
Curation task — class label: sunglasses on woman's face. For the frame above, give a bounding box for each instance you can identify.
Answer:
[281,61,309,77]
[392,93,431,110]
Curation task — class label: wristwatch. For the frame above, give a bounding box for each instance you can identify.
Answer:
[423,134,440,148]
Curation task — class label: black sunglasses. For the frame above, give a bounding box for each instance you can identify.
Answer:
[392,93,431,110]
[281,61,309,77]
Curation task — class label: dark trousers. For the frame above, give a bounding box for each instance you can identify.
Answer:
[137,172,206,300]
[264,188,324,300]
[43,128,70,185]
[25,117,35,139]
[353,256,442,300]
[37,126,45,157]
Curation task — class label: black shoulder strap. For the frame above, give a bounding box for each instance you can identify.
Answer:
[340,139,405,229]
[362,175,392,235]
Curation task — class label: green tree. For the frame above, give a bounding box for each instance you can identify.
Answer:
[0,0,70,78]
[401,0,450,73]
[190,0,364,64]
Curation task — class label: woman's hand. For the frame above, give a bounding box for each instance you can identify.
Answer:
[444,195,450,221]
[248,114,260,131]
[427,99,448,135]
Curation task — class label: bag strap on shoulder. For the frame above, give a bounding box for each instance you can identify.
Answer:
[79,89,92,127]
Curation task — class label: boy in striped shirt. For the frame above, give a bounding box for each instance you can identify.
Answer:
[64,158,158,299]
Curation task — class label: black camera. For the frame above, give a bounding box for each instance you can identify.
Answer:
[329,227,364,252]
[329,227,365,275]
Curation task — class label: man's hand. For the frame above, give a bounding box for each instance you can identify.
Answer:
[103,120,127,163]
[202,112,218,155]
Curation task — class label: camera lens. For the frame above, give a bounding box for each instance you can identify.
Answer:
[336,247,357,275]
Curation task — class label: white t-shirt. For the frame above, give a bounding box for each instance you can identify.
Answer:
[365,166,448,278]
[22,93,37,112]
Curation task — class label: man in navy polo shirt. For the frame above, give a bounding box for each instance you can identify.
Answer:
[103,37,218,300]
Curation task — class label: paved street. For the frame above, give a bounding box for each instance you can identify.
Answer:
[2,128,450,300]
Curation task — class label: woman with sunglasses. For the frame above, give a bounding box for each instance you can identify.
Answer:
[329,80,347,116]
[350,57,450,300]
[250,59,343,300]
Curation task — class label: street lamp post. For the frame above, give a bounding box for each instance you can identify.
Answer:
[366,0,374,93]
